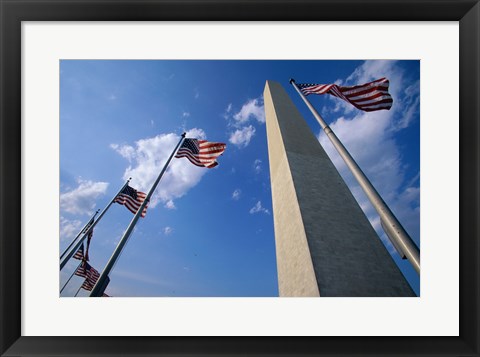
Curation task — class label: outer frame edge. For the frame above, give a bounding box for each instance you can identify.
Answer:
[1,0,478,356]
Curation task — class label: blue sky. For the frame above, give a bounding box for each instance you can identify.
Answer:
[59,60,420,297]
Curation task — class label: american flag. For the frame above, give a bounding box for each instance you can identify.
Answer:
[114,185,148,217]
[77,262,101,291]
[175,138,226,168]
[297,77,393,112]
[74,262,88,278]
[73,244,84,260]
[81,275,109,294]
[74,261,99,281]
[81,278,94,291]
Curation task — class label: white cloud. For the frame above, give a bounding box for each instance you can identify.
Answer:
[249,201,270,215]
[164,200,176,210]
[394,80,420,131]
[194,89,200,99]
[224,96,265,149]
[182,112,190,118]
[232,189,241,200]
[111,128,210,209]
[60,179,109,215]
[233,98,265,124]
[60,217,82,242]
[223,103,233,119]
[164,226,173,235]
[253,159,262,174]
[229,125,256,148]
[110,143,136,162]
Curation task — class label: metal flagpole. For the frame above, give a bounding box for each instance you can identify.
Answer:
[60,209,99,260]
[60,179,131,271]
[60,260,82,294]
[289,78,420,274]
[89,133,187,297]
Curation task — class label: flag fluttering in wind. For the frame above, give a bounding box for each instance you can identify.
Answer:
[175,138,226,168]
[296,77,393,112]
[114,185,148,217]
[73,244,84,260]
[75,261,101,291]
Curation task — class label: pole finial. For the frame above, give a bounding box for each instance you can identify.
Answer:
[289,78,296,84]
[181,132,186,138]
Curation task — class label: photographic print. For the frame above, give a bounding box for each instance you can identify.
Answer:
[59,60,420,297]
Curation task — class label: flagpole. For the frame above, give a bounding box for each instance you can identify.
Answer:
[60,179,131,270]
[89,133,187,297]
[289,78,420,274]
[60,209,100,261]
[60,260,82,294]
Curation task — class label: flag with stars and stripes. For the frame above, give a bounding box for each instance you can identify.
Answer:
[297,77,393,112]
[74,262,88,278]
[73,244,84,260]
[175,138,226,168]
[114,184,148,217]
[76,262,101,291]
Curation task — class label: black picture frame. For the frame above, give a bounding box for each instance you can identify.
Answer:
[1,1,478,356]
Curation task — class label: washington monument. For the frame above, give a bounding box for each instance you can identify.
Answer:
[264,80,415,297]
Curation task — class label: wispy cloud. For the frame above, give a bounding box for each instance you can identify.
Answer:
[60,179,109,215]
[114,269,175,288]
[164,226,173,235]
[249,201,270,215]
[164,200,176,210]
[229,125,256,148]
[60,217,82,241]
[225,96,265,148]
[223,103,233,119]
[253,159,262,174]
[232,189,241,200]
[182,112,190,118]
[111,128,210,209]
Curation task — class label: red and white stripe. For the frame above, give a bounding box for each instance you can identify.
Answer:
[299,77,393,112]
[79,264,100,291]
[73,245,84,260]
